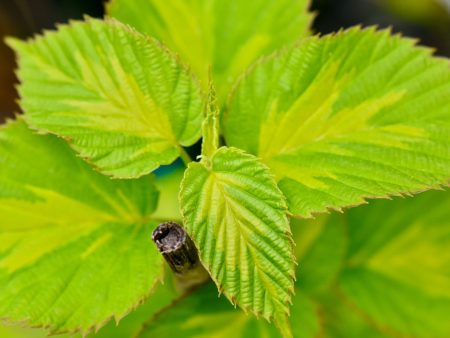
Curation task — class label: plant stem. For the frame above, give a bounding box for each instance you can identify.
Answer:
[152,222,209,292]
[178,147,193,166]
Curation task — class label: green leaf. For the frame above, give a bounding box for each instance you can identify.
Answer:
[0,120,164,334]
[201,83,220,158]
[107,0,313,101]
[138,283,320,338]
[179,147,295,336]
[89,275,180,338]
[338,190,450,337]
[318,293,385,338]
[293,213,347,295]
[7,18,204,178]
[0,326,50,338]
[224,27,450,217]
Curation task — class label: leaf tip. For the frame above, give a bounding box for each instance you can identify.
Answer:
[4,36,24,52]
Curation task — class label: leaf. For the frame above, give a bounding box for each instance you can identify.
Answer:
[318,293,385,338]
[89,275,180,338]
[0,326,50,338]
[201,83,220,158]
[107,0,313,102]
[0,120,164,334]
[293,213,347,294]
[338,190,450,337]
[137,283,320,338]
[179,147,295,336]
[223,27,450,217]
[7,18,204,178]
[0,276,179,338]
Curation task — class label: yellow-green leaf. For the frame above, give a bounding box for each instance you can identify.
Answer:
[0,120,163,334]
[107,0,313,102]
[201,83,220,158]
[7,18,204,178]
[89,275,180,338]
[179,147,295,336]
[224,27,450,217]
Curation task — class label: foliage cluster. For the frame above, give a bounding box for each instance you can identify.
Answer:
[1,1,449,337]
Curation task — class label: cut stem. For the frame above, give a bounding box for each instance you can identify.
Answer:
[152,222,209,292]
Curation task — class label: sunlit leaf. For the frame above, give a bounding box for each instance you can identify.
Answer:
[89,275,179,338]
[201,83,220,159]
[180,147,295,336]
[107,0,313,101]
[224,27,450,217]
[7,18,204,178]
[0,120,164,334]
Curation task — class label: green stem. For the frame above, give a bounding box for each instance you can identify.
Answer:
[179,147,193,166]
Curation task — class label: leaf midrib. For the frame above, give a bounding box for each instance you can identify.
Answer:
[211,174,291,316]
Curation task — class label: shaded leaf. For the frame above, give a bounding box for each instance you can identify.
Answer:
[138,283,320,338]
[318,293,385,338]
[293,214,347,294]
[339,190,450,337]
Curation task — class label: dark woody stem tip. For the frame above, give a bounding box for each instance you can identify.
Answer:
[152,222,209,291]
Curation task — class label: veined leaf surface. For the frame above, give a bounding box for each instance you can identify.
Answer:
[7,18,204,178]
[137,283,320,338]
[224,27,450,217]
[339,190,450,337]
[179,147,295,336]
[89,275,179,338]
[0,120,163,334]
[107,0,313,101]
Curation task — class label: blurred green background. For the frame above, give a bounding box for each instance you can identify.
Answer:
[0,0,449,337]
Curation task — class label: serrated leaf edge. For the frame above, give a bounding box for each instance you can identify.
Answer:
[6,16,206,179]
[179,146,296,335]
